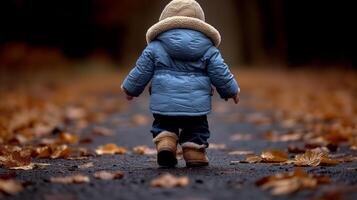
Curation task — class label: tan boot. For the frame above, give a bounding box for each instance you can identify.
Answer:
[153,131,178,167]
[182,142,209,167]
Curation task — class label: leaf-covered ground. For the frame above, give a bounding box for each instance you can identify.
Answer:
[1,68,357,200]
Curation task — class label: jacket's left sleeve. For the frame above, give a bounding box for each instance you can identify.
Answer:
[122,46,155,97]
[206,47,240,99]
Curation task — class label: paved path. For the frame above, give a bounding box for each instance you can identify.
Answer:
[2,94,357,200]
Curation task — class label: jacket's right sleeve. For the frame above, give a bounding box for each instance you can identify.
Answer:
[206,47,240,99]
[122,45,155,97]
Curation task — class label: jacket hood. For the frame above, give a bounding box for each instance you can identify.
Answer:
[157,29,213,61]
[146,0,221,47]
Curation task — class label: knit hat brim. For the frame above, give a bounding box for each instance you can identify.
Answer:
[146,16,221,47]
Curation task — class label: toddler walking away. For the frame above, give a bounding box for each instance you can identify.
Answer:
[121,0,240,167]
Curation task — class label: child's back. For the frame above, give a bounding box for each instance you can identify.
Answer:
[124,28,238,116]
[122,0,240,168]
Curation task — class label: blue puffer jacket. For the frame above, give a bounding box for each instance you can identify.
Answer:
[122,29,239,116]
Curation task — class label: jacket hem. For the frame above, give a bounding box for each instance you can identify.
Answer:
[151,110,211,116]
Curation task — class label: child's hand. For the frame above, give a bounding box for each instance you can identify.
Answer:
[121,85,134,101]
[225,94,240,104]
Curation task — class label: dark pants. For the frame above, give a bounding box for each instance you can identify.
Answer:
[151,114,210,147]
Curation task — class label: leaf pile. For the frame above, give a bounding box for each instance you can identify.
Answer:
[0,72,126,169]
[239,69,357,151]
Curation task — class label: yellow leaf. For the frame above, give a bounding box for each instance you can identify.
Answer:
[95,143,127,155]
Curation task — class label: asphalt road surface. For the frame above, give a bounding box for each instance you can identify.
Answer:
[1,94,357,200]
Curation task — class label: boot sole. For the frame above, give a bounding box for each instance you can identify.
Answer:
[157,149,177,167]
[186,162,209,168]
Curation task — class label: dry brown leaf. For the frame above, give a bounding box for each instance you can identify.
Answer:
[333,154,357,162]
[280,119,298,128]
[0,179,24,195]
[48,145,75,159]
[261,150,289,162]
[228,150,255,155]
[92,127,114,136]
[229,133,253,141]
[93,171,124,180]
[77,162,94,169]
[0,146,32,168]
[256,168,330,195]
[133,146,156,155]
[245,113,272,125]
[208,143,226,150]
[56,132,79,144]
[10,162,50,170]
[65,107,87,121]
[294,150,324,167]
[245,155,263,163]
[95,143,127,155]
[293,150,339,167]
[79,137,93,144]
[150,173,189,188]
[263,131,303,142]
[33,145,87,159]
[50,174,90,184]
[39,138,56,145]
[131,114,149,126]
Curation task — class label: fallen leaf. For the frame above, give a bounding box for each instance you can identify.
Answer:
[48,145,78,159]
[256,168,330,195]
[33,145,87,159]
[229,134,253,141]
[93,171,124,180]
[0,146,32,168]
[133,146,156,155]
[56,132,79,144]
[332,154,357,162]
[0,179,23,195]
[92,127,114,136]
[131,114,149,126]
[228,150,255,155]
[208,143,226,150]
[293,150,338,167]
[244,155,263,163]
[77,162,94,169]
[95,143,127,155]
[10,163,50,170]
[65,107,86,121]
[261,150,289,162]
[79,137,93,144]
[280,119,298,128]
[263,131,303,142]
[150,173,189,188]
[50,174,90,184]
[245,113,272,125]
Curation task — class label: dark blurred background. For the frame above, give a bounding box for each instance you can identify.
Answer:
[0,0,355,72]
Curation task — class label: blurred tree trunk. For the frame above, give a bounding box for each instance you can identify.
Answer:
[202,0,243,66]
